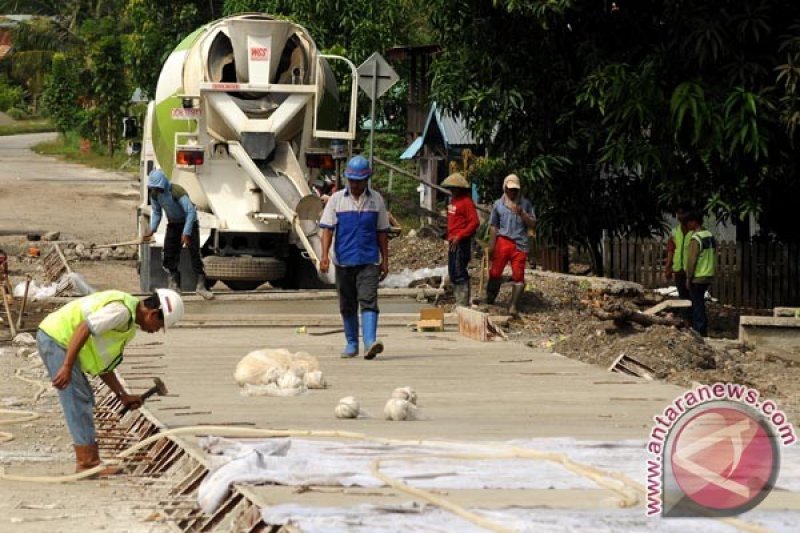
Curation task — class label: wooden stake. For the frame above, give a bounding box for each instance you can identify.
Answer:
[16,275,31,330]
[1,285,17,338]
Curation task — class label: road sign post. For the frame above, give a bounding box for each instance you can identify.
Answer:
[357,53,399,170]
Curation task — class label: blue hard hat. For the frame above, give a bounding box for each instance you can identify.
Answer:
[344,155,372,180]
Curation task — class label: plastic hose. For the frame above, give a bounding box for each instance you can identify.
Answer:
[0,366,46,443]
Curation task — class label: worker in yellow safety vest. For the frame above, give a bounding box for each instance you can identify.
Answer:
[36,289,184,475]
[664,204,693,314]
[684,212,716,336]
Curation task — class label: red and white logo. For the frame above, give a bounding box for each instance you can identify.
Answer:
[250,47,269,61]
[646,384,794,518]
[670,406,778,513]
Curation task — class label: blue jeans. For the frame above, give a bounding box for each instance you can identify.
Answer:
[689,283,710,337]
[36,330,96,445]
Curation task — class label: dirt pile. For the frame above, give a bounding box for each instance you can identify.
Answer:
[470,268,800,417]
[552,321,800,413]
[389,232,448,271]
[554,323,718,378]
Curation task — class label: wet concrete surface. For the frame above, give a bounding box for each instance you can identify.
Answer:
[123,325,685,441]
[184,298,425,315]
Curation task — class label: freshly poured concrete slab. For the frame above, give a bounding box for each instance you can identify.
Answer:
[120,318,799,530]
[123,325,685,441]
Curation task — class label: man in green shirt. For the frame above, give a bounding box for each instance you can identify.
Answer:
[684,212,716,336]
[37,289,184,475]
[664,204,692,303]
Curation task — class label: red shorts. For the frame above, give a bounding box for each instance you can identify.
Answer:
[490,235,526,282]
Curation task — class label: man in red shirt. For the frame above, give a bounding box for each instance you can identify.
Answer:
[442,173,480,306]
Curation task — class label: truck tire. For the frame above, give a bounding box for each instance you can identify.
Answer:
[203,256,286,290]
[221,280,264,291]
[271,250,333,289]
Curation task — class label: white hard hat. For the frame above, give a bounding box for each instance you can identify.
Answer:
[156,288,184,330]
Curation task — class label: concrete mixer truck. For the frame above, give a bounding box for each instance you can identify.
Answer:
[137,13,358,291]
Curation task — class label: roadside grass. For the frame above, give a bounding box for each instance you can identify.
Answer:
[32,132,138,175]
[0,118,55,136]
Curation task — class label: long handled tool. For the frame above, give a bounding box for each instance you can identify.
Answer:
[92,238,143,250]
[120,377,168,416]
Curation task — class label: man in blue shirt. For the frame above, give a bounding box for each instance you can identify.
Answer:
[142,169,213,300]
[320,155,390,359]
[485,174,536,315]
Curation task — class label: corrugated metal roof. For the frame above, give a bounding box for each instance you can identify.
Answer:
[433,103,478,147]
[400,137,423,160]
[400,102,480,159]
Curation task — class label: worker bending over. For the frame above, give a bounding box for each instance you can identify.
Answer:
[36,289,184,475]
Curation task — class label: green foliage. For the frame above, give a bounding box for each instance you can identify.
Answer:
[0,79,24,111]
[32,130,137,171]
[124,0,218,98]
[82,17,130,154]
[470,157,511,203]
[8,18,66,110]
[430,0,800,257]
[0,117,53,135]
[5,107,28,119]
[40,53,81,132]
[222,1,425,63]
[223,1,433,127]
[366,131,418,217]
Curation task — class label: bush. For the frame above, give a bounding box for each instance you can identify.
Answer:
[0,82,24,112]
[41,53,82,133]
[471,157,512,203]
[5,107,29,120]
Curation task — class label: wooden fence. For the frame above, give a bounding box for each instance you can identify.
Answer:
[603,238,800,309]
[533,239,569,273]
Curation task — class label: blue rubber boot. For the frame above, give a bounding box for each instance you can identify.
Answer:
[361,310,383,360]
[341,314,359,358]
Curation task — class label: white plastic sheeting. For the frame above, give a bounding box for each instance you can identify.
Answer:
[197,436,800,530]
[13,272,94,300]
[380,266,447,289]
[260,504,800,533]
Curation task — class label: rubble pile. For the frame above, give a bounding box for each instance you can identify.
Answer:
[554,323,718,378]
[552,321,799,409]
[389,232,448,271]
[60,242,138,262]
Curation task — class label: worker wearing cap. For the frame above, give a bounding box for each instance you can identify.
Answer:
[485,174,536,315]
[142,169,213,300]
[319,155,391,359]
[36,289,184,475]
[442,172,480,306]
[684,211,716,336]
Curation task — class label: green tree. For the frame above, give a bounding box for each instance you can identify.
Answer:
[222,1,422,63]
[222,1,433,134]
[428,0,800,274]
[40,52,81,132]
[82,17,129,154]
[0,74,24,111]
[7,17,67,111]
[123,0,220,98]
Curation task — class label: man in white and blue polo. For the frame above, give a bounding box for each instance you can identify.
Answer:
[319,155,390,359]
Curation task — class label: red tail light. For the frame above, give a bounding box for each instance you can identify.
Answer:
[306,153,335,170]
[176,149,204,166]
